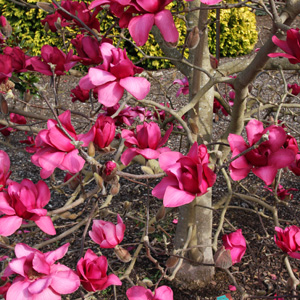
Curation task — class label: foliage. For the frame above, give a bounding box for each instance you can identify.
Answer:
[0,0,61,55]
[208,4,258,57]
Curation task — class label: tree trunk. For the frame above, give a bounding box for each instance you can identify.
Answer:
[173,2,215,288]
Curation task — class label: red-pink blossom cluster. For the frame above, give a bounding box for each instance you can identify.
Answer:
[121,121,173,166]
[41,0,100,33]
[3,243,80,300]
[275,226,300,259]
[0,179,56,236]
[77,249,122,292]
[222,229,246,265]
[126,285,173,300]
[228,119,297,185]
[89,214,125,248]
[152,142,216,207]
[79,43,150,107]
[269,28,300,64]
[31,110,87,178]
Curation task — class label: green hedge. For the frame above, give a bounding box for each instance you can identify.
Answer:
[0,0,257,68]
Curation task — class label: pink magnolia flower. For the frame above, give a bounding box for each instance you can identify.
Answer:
[173,77,189,97]
[76,249,122,291]
[0,150,11,191]
[283,134,299,155]
[222,229,246,265]
[3,47,30,73]
[289,153,300,175]
[269,28,300,64]
[0,276,11,299]
[70,85,90,103]
[121,122,173,166]
[265,184,298,201]
[3,243,80,300]
[0,54,12,84]
[42,0,100,33]
[31,110,86,178]
[89,0,179,47]
[152,142,216,207]
[126,0,179,47]
[213,90,235,116]
[126,285,173,300]
[274,226,300,259]
[0,179,56,236]
[92,115,116,149]
[26,45,76,76]
[89,214,125,248]
[228,119,296,185]
[101,103,151,126]
[79,43,150,107]
[288,83,300,95]
[0,113,27,137]
[71,35,103,66]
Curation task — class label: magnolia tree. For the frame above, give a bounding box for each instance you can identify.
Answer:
[0,0,300,299]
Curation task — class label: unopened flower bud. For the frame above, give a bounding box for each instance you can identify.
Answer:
[88,141,95,157]
[166,256,179,268]
[155,205,165,221]
[114,245,131,263]
[213,246,232,269]
[110,182,120,196]
[0,98,8,115]
[102,161,117,181]
[94,172,103,189]
[186,26,200,49]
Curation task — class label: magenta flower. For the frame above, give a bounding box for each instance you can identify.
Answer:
[42,0,100,33]
[228,119,296,185]
[289,153,300,176]
[3,47,30,73]
[31,110,86,178]
[79,43,150,107]
[265,184,298,201]
[269,28,300,64]
[93,115,116,149]
[288,83,300,95]
[126,285,173,300]
[222,229,246,265]
[274,226,300,259]
[26,45,76,76]
[101,103,151,126]
[89,0,179,46]
[70,85,90,103]
[126,0,179,46]
[173,77,189,97]
[71,35,103,66]
[121,122,173,166]
[0,179,56,236]
[0,150,11,191]
[89,214,125,248]
[3,243,80,300]
[152,142,216,207]
[0,54,12,84]
[76,249,122,292]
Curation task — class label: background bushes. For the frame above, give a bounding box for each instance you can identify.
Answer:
[0,0,258,69]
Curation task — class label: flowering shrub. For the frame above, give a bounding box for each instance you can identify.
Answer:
[1,0,300,299]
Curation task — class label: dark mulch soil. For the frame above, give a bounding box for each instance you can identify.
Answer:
[1,15,300,300]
